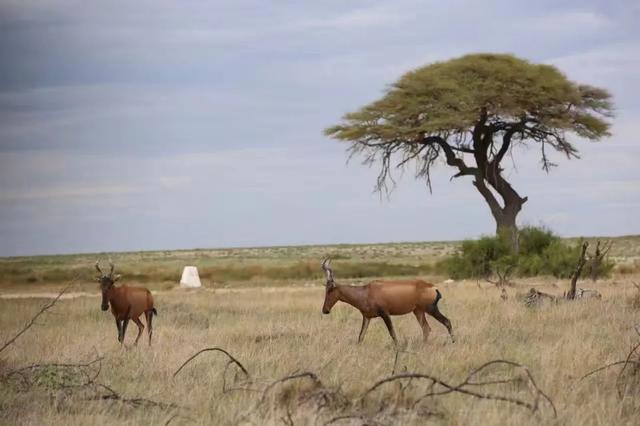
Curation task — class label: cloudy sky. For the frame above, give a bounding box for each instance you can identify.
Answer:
[0,0,638,256]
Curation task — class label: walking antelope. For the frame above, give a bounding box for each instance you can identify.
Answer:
[96,261,157,345]
[321,259,454,345]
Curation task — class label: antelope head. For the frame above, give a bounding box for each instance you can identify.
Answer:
[321,258,339,314]
[95,260,121,311]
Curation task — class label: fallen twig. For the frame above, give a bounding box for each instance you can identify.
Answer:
[363,359,556,418]
[579,360,640,382]
[91,382,179,410]
[173,347,250,378]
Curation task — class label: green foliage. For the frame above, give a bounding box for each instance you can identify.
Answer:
[326,53,613,142]
[444,236,510,279]
[34,366,84,389]
[518,226,558,256]
[442,226,613,279]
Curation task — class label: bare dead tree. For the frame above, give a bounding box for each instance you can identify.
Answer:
[486,263,515,287]
[567,242,589,300]
[588,240,613,281]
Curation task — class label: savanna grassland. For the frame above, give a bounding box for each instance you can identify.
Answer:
[1,238,640,425]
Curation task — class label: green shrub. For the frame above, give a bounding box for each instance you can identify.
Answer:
[441,227,613,279]
[518,226,558,256]
[445,236,511,279]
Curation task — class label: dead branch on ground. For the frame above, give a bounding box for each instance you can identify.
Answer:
[174,347,556,424]
[173,347,250,378]
[362,359,556,418]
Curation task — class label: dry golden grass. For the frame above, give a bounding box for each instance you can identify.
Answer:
[1,276,640,425]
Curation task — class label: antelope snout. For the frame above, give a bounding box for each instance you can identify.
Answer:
[101,304,109,311]
[322,308,330,314]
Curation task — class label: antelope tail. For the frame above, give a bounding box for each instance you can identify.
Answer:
[434,289,442,306]
[151,308,158,316]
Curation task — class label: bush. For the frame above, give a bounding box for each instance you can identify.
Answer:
[442,227,613,280]
[518,226,558,256]
[445,236,510,279]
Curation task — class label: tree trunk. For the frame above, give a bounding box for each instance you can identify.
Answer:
[567,242,589,300]
[496,214,519,254]
[472,175,526,253]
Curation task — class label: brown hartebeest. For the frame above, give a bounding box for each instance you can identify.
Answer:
[321,259,454,345]
[96,261,157,346]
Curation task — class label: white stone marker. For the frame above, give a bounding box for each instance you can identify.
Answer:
[180,266,202,288]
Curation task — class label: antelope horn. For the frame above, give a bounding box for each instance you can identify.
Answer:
[108,259,115,278]
[321,258,334,284]
[95,261,103,275]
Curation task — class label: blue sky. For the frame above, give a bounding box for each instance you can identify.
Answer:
[0,0,638,256]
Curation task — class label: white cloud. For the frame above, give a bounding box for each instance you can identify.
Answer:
[548,41,640,87]
[0,185,147,201]
[290,6,409,31]
[528,9,614,34]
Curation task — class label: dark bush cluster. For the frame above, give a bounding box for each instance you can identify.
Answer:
[442,226,613,280]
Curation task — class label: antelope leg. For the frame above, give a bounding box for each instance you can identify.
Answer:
[358,316,370,343]
[378,310,398,345]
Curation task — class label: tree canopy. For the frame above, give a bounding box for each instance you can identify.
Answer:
[324,53,613,248]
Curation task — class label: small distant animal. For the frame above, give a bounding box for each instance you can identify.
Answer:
[96,261,157,345]
[320,259,454,345]
[524,288,558,308]
[576,288,602,299]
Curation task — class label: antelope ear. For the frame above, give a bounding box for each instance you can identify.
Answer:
[113,274,122,282]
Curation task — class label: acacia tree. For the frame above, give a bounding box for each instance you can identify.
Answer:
[325,54,613,251]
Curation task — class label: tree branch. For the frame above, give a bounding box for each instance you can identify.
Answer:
[421,136,477,178]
